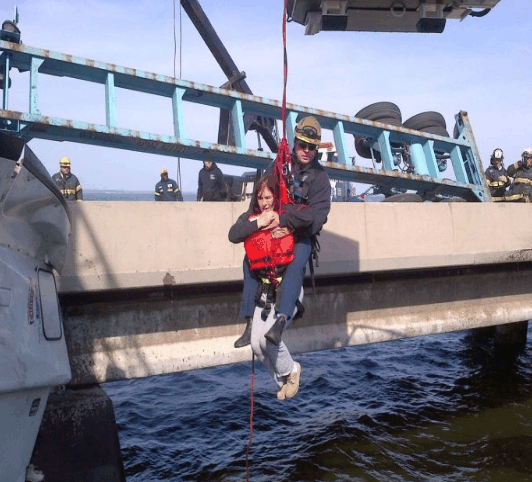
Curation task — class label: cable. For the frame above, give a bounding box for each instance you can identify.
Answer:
[469,8,491,18]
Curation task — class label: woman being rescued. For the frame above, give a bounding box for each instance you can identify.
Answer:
[228,175,313,400]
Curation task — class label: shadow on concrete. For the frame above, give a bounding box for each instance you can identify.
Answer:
[59,227,362,385]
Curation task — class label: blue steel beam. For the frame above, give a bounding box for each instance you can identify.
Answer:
[0,40,490,202]
[0,109,487,201]
[0,41,472,149]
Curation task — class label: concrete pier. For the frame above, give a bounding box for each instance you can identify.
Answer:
[30,385,125,482]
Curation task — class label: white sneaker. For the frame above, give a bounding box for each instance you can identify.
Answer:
[285,362,301,399]
[277,383,287,401]
[26,464,45,482]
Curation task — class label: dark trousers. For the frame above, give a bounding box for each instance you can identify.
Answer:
[240,237,312,319]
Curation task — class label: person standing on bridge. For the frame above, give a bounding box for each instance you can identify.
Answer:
[155,167,183,201]
[52,156,83,201]
[233,116,330,358]
[484,148,510,201]
[197,160,227,201]
[505,148,532,202]
[229,175,312,399]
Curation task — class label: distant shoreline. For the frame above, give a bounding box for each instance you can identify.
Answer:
[84,190,196,195]
[83,190,197,201]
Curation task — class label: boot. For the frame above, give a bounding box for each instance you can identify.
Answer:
[285,362,301,399]
[264,314,286,346]
[234,317,252,348]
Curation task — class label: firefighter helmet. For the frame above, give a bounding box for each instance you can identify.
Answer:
[294,116,321,145]
[491,148,503,161]
[490,148,503,167]
[59,156,71,167]
[522,148,532,159]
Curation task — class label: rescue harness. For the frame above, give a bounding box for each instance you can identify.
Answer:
[244,219,295,273]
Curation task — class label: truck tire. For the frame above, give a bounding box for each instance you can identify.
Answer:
[354,102,402,161]
[403,111,449,137]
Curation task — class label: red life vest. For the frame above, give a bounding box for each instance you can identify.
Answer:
[244,216,294,272]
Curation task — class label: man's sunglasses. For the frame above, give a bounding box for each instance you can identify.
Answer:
[296,140,317,151]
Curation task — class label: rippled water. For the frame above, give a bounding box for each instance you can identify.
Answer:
[104,326,532,482]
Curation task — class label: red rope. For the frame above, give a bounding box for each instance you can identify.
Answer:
[245,3,290,478]
[282,0,288,139]
[277,0,291,204]
[264,0,292,287]
[245,354,255,482]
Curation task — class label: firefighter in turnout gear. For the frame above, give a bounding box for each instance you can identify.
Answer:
[52,156,83,201]
[155,167,183,201]
[233,116,331,352]
[484,148,510,201]
[506,148,532,202]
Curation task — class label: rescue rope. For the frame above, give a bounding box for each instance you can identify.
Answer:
[245,353,255,482]
[275,0,292,206]
[245,2,291,478]
[173,0,183,192]
[281,0,288,140]
[264,0,293,287]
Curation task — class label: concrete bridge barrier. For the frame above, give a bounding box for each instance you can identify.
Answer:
[58,201,532,293]
[56,202,532,386]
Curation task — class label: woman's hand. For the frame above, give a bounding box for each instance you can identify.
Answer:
[270,227,291,239]
[257,211,280,229]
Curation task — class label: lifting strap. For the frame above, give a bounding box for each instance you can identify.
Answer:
[246,3,290,478]
[261,0,294,287]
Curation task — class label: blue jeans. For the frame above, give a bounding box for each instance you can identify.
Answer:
[240,237,312,319]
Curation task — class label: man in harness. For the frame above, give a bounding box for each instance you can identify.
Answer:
[233,116,331,351]
[229,175,313,399]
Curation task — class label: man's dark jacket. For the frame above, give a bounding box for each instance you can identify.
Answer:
[52,172,83,201]
[197,162,226,201]
[155,178,183,201]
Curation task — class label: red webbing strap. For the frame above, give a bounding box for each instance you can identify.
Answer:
[265,0,292,286]
[282,0,288,140]
[245,5,290,478]
[245,353,255,482]
[274,0,292,206]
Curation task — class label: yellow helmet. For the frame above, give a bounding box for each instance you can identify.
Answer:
[294,116,321,145]
[160,167,169,175]
[59,156,71,167]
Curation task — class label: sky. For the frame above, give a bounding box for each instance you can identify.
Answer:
[1,0,531,193]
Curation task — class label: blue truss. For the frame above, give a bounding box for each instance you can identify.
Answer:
[0,39,490,201]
